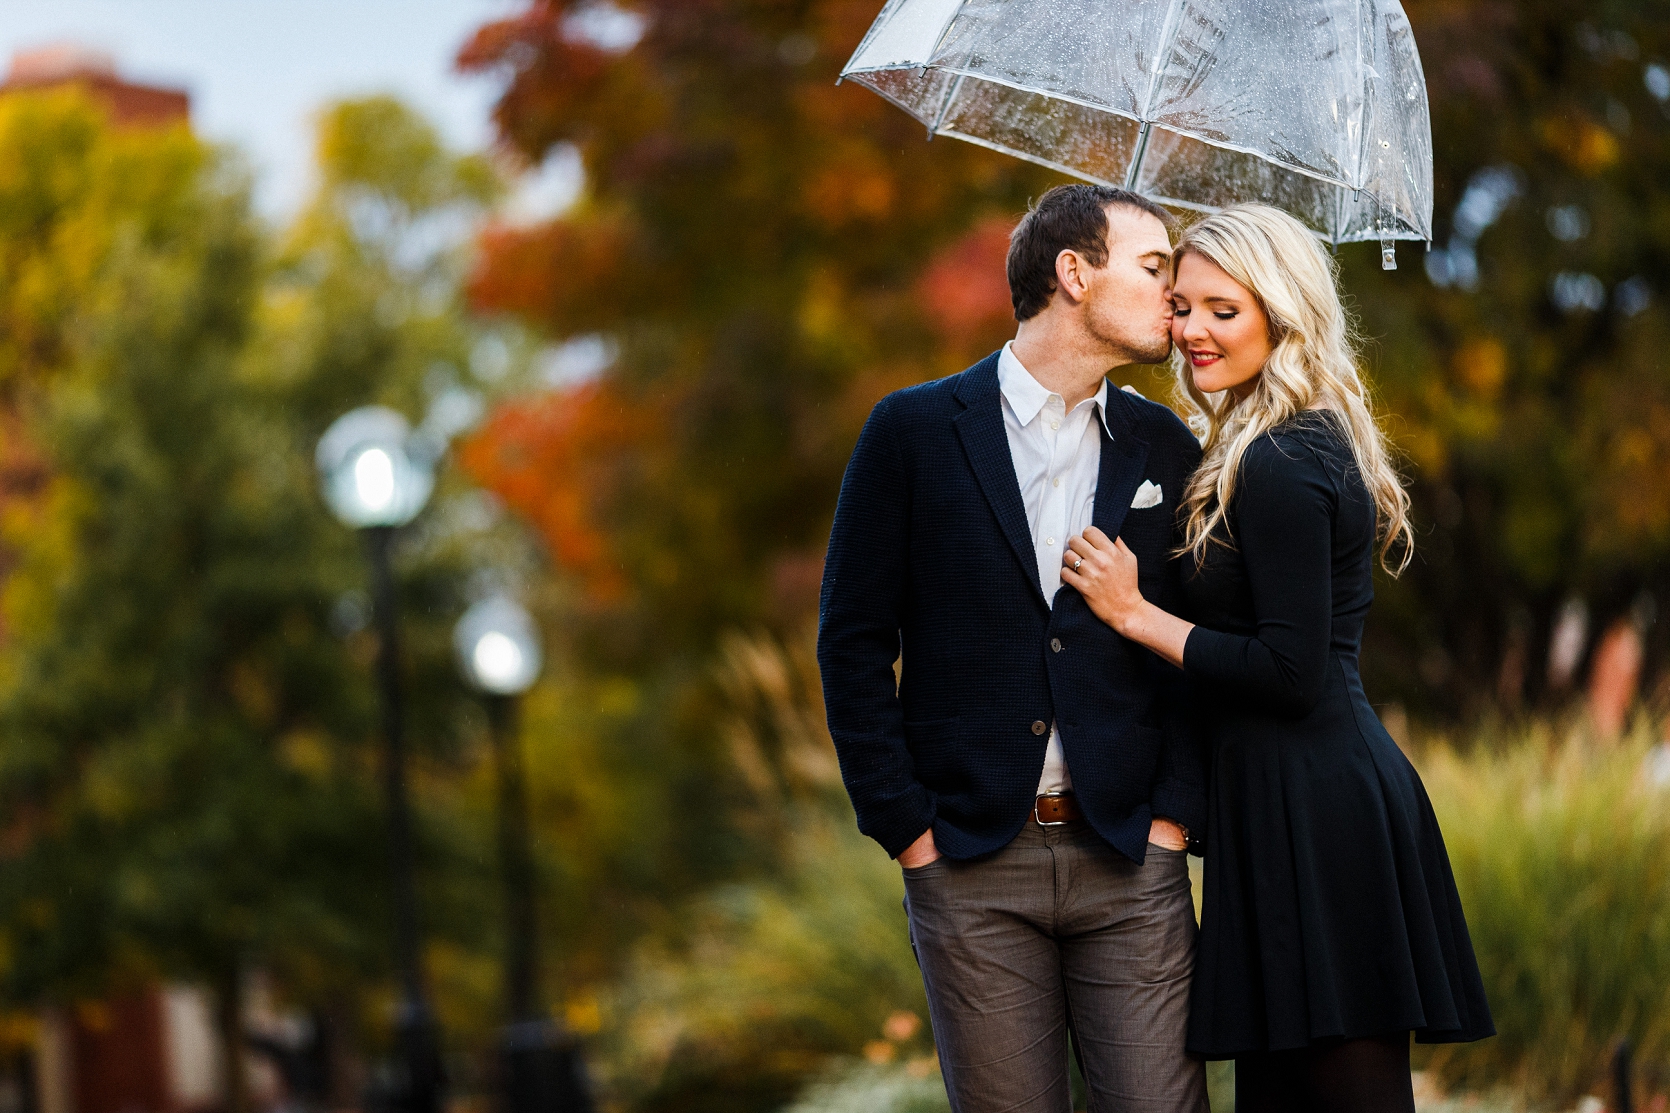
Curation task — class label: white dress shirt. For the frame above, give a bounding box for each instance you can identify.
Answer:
[996,341,1112,797]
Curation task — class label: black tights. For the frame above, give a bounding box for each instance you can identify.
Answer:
[1234,1033,1414,1113]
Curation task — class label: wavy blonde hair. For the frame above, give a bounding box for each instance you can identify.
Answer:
[1171,203,1412,573]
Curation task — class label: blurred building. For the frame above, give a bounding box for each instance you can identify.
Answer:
[27,982,305,1113]
[0,44,189,127]
[37,990,221,1113]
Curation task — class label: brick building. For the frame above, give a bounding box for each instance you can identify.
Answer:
[0,44,189,127]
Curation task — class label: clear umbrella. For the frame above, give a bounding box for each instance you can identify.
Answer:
[840,0,1432,268]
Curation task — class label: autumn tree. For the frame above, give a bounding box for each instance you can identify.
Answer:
[445,1,1670,1105]
[0,91,509,1105]
[458,0,1670,724]
[1331,1,1670,715]
[457,0,1054,646]
[447,5,1074,1105]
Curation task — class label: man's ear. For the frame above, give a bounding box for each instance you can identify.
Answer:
[1055,249,1090,304]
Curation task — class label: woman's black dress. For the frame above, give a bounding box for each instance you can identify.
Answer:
[1179,413,1494,1058]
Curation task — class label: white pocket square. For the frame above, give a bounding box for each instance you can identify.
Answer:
[1131,480,1163,509]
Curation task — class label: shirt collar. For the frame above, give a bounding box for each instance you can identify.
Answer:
[997,341,1113,437]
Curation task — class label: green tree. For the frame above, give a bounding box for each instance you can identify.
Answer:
[0,91,507,1104]
[0,88,384,1107]
[1338,1,1670,716]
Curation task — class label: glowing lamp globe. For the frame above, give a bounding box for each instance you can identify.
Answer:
[316,406,435,529]
[454,595,543,696]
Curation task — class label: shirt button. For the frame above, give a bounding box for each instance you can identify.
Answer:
[1051,638,1062,653]
[1046,537,1055,545]
[1050,420,1060,430]
[1053,477,1061,488]
[1031,720,1048,736]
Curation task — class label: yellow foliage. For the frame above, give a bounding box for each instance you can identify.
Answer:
[0,1010,35,1053]
[0,87,205,390]
[1540,112,1619,175]
[278,729,333,781]
[0,477,89,647]
[566,991,603,1035]
[229,661,279,726]
[1453,336,1507,399]
[797,267,850,350]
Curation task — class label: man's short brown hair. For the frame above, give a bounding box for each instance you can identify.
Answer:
[1006,185,1173,321]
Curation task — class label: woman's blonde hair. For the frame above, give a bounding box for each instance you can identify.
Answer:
[1170,203,1412,573]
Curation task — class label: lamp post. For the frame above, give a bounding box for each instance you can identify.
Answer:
[316,407,443,1113]
[453,595,592,1113]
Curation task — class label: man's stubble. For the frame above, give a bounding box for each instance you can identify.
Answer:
[1089,307,1173,368]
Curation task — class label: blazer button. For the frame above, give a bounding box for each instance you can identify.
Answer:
[1031,720,1047,735]
[1050,638,1062,653]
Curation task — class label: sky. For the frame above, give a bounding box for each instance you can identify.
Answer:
[0,0,565,218]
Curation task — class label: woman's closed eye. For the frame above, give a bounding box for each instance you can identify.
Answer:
[1174,302,1240,321]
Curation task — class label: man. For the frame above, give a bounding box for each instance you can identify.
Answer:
[817,184,1208,1112]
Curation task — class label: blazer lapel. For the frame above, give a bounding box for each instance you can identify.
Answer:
[953,357,1047,606]
[1091,389,1150,541]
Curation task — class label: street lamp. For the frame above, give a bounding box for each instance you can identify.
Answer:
[316,406,444,1113]
[453,595,592,1113]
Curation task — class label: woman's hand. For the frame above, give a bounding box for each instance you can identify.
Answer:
[1061,527,1194,669]
[1061,527,1145,635]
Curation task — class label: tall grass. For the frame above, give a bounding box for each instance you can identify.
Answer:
[590,630,935,1113]
[596,809,934,1113]
[1415,720,1670,1103]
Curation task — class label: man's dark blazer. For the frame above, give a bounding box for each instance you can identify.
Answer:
[817,350,1207,864]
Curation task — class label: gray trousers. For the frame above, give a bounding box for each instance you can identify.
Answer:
[902,818,1207,1113]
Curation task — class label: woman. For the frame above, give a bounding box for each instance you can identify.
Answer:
[1062,204,1493,1111]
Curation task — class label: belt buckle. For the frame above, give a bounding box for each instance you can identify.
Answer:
[1035,792,1070,827]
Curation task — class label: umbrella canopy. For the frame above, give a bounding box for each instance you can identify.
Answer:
[841,0,1432,264]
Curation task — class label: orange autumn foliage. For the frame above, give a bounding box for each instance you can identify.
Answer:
[916,216,1017,345]
[468,214,627,334]
[457,5,621,161]
[455,0,1057,639]
[457,381,653,602]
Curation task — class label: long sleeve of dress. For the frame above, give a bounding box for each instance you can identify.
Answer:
[1182,437,1336,717]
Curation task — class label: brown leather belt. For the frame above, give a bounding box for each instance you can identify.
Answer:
[1033,792,1083,826]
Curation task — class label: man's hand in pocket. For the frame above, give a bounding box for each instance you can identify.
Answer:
[898,827,942,869]
[1149,816,1188,852]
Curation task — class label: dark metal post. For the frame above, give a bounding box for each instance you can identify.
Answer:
[483,694,593,1113]
[487,695,539,1023]
[1614,1038,1633,1113]
[366,525,445,1113]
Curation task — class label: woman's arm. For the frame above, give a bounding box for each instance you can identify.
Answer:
[1182,442,1334,715]
[1061,528,1193,667]
[1065,438,1336,716]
